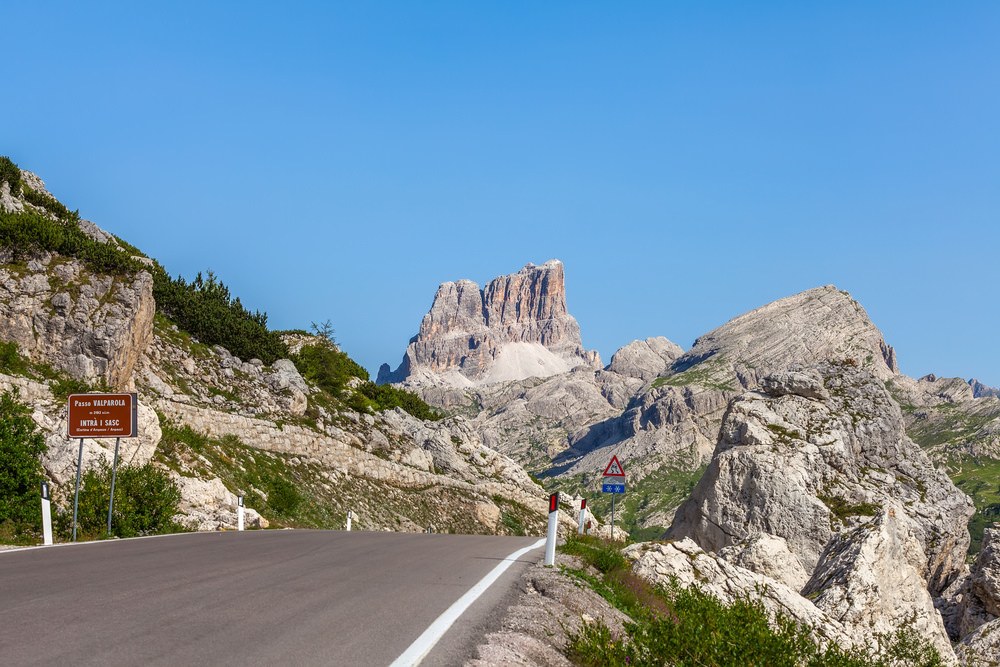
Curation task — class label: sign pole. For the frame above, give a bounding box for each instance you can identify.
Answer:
[41,482,53,546]
[611,493,616,541]
[107,437,121,537]
[72,438,84,542]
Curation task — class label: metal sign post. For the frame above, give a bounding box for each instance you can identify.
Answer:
[72,438,83,542]
[106,437,121,536]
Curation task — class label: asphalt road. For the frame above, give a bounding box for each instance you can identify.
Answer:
[0,531,544,666]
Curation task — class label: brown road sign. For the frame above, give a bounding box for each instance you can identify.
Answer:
[67,393,138,438]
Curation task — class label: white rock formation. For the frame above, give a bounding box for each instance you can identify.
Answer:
[668,363,973,597]
[802,503,955,659]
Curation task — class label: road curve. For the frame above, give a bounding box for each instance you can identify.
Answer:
[0,531,543,666]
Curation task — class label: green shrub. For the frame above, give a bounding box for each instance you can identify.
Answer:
[266,476,302,516]
[50,376,97,403]
[151,267,288,365]
[0,390,47,538]
[0,209,143,276]
[0,156,21,195]
[356,381,443,421]
[21,184,77,221]
[0,341,30,376]
[66,460,182,539]
[293,341,369,394]
[292,341,442,421]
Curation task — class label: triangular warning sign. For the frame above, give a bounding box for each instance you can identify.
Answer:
[602,455,626,477]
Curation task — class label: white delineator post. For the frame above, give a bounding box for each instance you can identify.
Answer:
[41,481,53,546]
[544,492,559,567]
[237,495,245,531]
[346,510,353,531]
[577,497,587,536]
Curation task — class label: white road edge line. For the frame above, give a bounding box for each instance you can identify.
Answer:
[390,537,546,667]
[0,530,217,556]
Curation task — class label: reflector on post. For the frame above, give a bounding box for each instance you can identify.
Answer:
[545,493,559,566]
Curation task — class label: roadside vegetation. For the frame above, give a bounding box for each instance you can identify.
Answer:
[0,390,47,544]
[559,535,943,667]
[154,416,531,535]
[64,461,183,540]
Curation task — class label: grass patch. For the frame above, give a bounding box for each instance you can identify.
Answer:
[951,457,1000,555]
[493,494,537,536]
[156,420,329,527]
[907,402,1000,450]
[652,356,735,392]
[817,492,880,522]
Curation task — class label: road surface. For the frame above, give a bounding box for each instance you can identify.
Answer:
[0,530,544,666]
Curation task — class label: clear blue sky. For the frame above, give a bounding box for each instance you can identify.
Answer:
[5,2,999,385]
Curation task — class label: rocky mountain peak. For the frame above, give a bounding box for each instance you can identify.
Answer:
[969,378,1000,399]
[673,285,898,388]
[378,260,600,386]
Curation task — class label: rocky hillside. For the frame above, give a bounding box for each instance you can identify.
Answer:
[0,159,575,538]
[383,264,1000,553]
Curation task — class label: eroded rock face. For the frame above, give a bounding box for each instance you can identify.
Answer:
[970,379,1000,400]
[667,363,974,597]
[675,285,898,387]
[972,527,1000,617]
[172,475,269,531]
[0,250,154,390]
[378,260,600,386]
[802,504,954,659]
[718,533,810,592]
[956,618,1000,667]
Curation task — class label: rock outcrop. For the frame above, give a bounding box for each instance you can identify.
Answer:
[801,503,954,658]
[606,337,684,381]
[956,618,1000,666]
[0,250,155,390]
[971,527,1000,618]
[625,538,857,649]
[667,363,973,596]
[378,260,600,386]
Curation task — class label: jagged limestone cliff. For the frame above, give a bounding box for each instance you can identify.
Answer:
[378,260,600,388]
